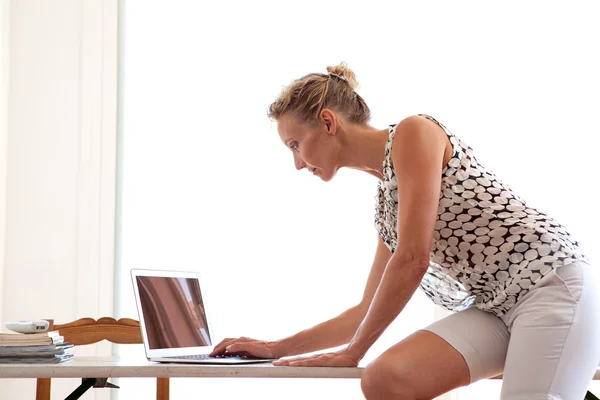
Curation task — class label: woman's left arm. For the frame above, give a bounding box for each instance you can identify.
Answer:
[279,115,448,367]
[344,115,448,362]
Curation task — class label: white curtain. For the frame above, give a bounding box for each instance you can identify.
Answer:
[115,1,600,399]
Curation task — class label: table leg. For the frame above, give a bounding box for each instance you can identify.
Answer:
[36,378,51,400]
[64,378,96,400]
[586,390,600,400]
[157,377,170,400]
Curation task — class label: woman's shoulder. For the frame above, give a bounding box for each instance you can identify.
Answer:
[390,114,455,139]
[391,113,443,125]
[389,114,454,154]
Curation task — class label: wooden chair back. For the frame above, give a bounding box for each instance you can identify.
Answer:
[35,317,169,400]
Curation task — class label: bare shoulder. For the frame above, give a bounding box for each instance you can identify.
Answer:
[393,114,448,143]
[391,115,452,169]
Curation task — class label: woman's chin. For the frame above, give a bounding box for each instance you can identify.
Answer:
[319,169,337,182]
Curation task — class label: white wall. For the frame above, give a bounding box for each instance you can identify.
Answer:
[0,0,118,399]
[0,0,10,336]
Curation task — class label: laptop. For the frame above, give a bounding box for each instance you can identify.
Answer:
[131,268,277,364]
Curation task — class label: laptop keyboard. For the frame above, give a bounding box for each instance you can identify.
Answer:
[171,354,246,360]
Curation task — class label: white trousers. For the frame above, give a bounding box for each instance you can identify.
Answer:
[424,262,600,400]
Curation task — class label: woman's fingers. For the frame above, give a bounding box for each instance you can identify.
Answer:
[274,352,358,368]
[288,356,322,366]
[224,342,250,354]
[210,337,243,356]
[273,355,312,366]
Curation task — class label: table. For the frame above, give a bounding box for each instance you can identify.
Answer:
[2,357,599,400]
[0,356,364,400]
[0,356,364,379]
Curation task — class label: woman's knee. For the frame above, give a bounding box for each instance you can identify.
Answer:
[361,357,414,400]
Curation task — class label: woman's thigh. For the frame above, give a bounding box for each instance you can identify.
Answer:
[500,262,600,400]
[361,307,509,400]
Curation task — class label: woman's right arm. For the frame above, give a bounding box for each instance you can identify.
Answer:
[212,235,392,358]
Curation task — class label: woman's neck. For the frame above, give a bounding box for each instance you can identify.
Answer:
[337,124,391,180]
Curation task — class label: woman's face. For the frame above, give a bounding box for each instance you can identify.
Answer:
[277,111,340,182]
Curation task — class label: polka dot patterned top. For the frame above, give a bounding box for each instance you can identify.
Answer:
[375,114,589,317]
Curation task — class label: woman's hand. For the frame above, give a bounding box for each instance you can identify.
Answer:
[273,349,360,367]
[209,337,281,359]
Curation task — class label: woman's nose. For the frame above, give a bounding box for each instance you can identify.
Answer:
[294,154,306,170]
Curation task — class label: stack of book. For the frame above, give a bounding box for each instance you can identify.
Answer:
[0,331,73,364]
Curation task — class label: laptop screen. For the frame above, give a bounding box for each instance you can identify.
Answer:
[135,275,212,349]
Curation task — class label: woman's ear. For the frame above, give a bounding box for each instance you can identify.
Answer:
[320,109,337,136]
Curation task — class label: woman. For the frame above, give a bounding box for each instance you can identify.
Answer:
[210,63,600,399]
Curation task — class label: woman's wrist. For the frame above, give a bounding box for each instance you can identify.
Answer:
[344,343,367,363]
[269,339,289,358]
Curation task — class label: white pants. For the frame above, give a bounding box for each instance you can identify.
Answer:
[424,262,600,400]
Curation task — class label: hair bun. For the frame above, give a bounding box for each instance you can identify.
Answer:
[326,62,359,90]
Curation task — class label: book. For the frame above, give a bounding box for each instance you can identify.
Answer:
[0,331,61,341]
[0,343,73,357]
[0,335,64,346]
[0,353,73,364]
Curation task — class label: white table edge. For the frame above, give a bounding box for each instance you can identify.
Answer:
[0,356,364,379]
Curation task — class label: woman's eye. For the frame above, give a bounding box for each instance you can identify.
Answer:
[290,142,299,151]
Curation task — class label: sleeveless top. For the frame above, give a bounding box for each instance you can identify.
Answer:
[374,114,589,317]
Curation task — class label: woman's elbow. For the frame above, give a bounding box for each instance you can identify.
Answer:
[391,252,430,274]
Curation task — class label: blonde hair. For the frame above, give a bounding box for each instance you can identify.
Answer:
[267,62,371,125]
